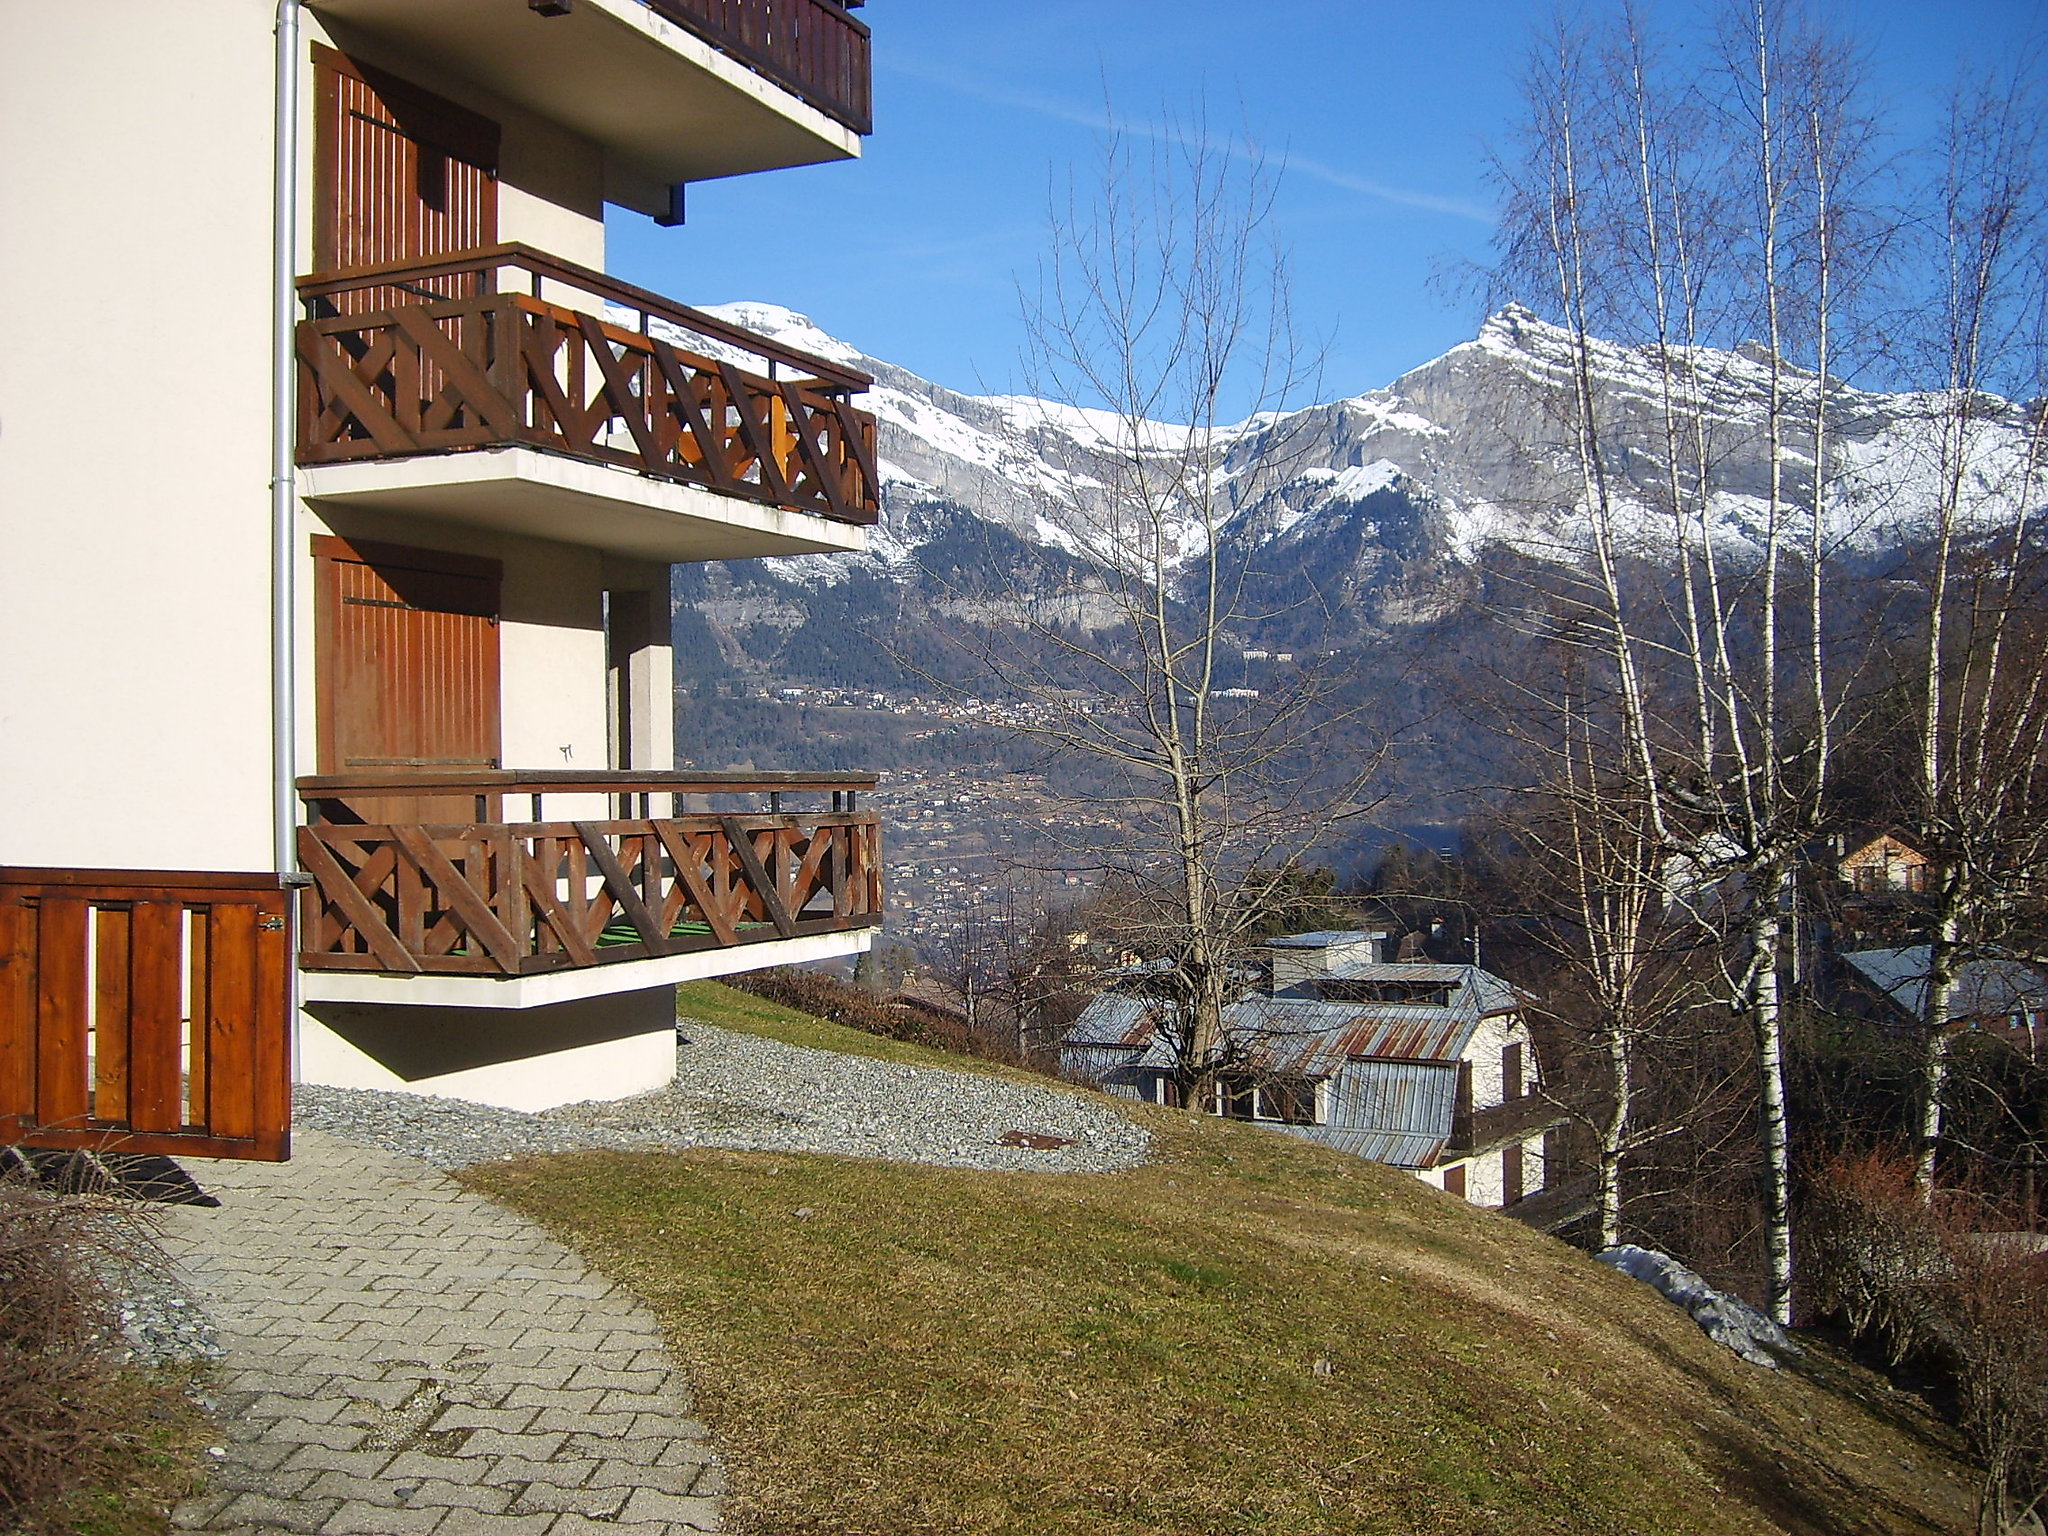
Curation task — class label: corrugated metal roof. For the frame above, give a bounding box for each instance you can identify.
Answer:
[1310,962,1524,1016]
[1226,995,1480,1072]
[1845,946,2048,1024]
[1274,1124,1448,1169]
[1064,986,1491,1070]
[1062,994,1163,1049]
[1265,929,1388,948]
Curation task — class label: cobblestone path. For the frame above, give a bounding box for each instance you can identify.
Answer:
[160,1129,722,1536]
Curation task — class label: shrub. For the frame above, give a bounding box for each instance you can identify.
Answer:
[0,1175,201,1533]
[728,968,1021,1065]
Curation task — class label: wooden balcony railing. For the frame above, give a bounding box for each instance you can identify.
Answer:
[646,0,872,135]
[295,773,882,978]
[297,244,881,527]
[0,868,293,1160]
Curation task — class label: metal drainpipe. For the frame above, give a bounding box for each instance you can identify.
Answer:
[272,0,305,1065]
[271,0,301,878]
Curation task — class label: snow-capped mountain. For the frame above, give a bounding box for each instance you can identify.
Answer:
[670,300,2040,766]
[695,300,2036,596]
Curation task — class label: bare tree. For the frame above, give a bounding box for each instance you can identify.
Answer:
[1492,0,1891,1320]
[919,114,1396,1109]
[1887,66,2048,1195]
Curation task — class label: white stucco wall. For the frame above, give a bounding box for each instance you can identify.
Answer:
[300,982,680,1110]
[0,0,278,871]
[1465,1012,1539,1111]
[0,6,623,876]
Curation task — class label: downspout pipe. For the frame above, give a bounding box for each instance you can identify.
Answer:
[272,0,306,1088]
[271,0,301,882]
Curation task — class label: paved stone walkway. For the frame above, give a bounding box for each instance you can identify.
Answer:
[159,1129,723,1536]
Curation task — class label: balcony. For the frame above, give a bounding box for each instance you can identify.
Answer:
[644,0,871,135]
[295,771,882,1009]
[296,245,881,562]
[309,0,870,206]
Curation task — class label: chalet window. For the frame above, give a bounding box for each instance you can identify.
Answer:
[1443,1163,1467,1199]
[1216,1076,1258,1120]
[1212,1075,1316,1124]
[1503,1142,1525,1205]
[1501,1042,1524,1099]
[1260,1078,1318,1126]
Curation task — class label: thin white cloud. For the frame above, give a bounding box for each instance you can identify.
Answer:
[881,54,1496,226]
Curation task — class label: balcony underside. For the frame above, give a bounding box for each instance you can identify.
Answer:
[310,0,864,211]
[299,446,867,562]
[300,922,874,1010]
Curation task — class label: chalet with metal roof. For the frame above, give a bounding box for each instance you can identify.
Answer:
[1839,946,2048,1058]
[1060,932,1562,1208]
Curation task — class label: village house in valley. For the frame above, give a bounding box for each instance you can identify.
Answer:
[1060,932,1562,1207]
[1,0,883,1160]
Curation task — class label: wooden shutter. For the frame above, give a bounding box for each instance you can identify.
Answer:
[313,46,498,285]
[314,537,501,820]
[1502,1143,1524,1206]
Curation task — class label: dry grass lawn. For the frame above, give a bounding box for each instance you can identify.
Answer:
[468,997,1978,1536]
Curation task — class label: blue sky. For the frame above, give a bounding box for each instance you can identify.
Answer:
[609,0,2046,401]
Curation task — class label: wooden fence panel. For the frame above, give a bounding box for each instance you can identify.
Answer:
[0,870,293,1160]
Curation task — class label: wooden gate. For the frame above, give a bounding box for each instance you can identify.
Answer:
[0,869,294,1161]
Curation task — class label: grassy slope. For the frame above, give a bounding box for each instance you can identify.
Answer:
[673,980,1044,1082]
[469,985,1975,1536]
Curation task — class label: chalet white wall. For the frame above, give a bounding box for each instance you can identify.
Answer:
[0,0,277,871]
[300,984,680,1110]
[1464,1012,1537,1110]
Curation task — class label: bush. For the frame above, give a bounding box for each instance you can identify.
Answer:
[1807,1150,2048,1535]
[728,968,1021,1065]
[0,1176,201,1533]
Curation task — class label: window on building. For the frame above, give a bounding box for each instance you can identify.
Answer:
[1212,1075,1317,1124]
[1261,1078,1318,1125]
[1216,1076,1258,1120]
[1443,1163,1467,1199]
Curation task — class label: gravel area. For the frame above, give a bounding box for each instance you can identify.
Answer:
[295,1019,1151,1174]
[93,1238,225,1367]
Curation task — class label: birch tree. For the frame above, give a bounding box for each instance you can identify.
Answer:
[1890,68,2048,1195]
[1494,0,1887,1320]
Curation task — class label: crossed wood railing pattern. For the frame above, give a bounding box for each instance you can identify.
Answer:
[297,244,881,527]
[297,811,882,977]
[0,868,293,1160]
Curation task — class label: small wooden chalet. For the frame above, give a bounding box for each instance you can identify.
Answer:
[1839,832,1932,896]
[1060,932,1562,1208]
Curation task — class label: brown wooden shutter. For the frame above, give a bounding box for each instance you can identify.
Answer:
[314,45,498,283]
[314,537,502,821]
[1502,1143,1524,1206]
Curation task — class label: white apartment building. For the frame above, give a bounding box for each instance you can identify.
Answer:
[1,0,884,1157]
